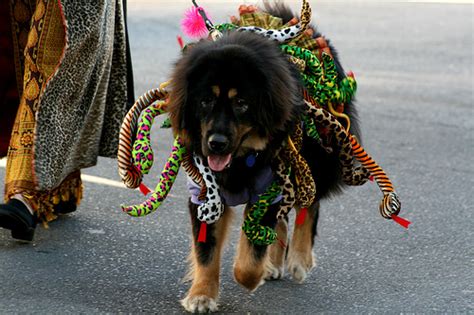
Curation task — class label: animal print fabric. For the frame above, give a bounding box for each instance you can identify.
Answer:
[241,181,281,245]
[349,135,401,218]
[236,0,311,43]
[133,101,168,175]
[281,46,357,108]
[33,0,131,190]
[192,155,224,224]
[303,100,370,186]
[118,88,169,189]
[122,137,185,217]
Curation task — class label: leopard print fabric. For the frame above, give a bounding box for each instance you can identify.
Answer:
[304,100,370,186]
[34,0,130,190]
[299,0,312,31]
[274,153,295,220]
[274,123,317,219]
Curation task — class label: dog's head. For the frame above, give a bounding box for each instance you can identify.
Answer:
[168,32,302,172]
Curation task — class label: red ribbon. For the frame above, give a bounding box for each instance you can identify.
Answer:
[139,183,151,195]
[177,35,184,49]
[295,207,308,225]
[391,214,411,229]
[197,222,207,243]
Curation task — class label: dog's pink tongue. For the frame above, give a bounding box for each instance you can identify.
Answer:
[208,154,231,172]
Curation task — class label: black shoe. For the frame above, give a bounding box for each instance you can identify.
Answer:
[0,199,36,241]
[54,197,78,215]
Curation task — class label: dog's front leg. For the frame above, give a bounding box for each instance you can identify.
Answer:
[182,201,232,313]
[233,203,279,291]
[265,216,289,280]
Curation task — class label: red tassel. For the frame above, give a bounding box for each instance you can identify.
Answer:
[369,175,374,182]
[391,214,411,229]
[177,35,184,49]
[139,183,151,195]
[197,222,207,243]
[295,207,308,225]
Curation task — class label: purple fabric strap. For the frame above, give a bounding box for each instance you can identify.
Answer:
[187,166,282,207]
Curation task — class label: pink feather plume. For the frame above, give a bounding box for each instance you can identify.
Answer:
[181,6,209,39]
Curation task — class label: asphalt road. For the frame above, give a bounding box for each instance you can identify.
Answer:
[0,1,472,313]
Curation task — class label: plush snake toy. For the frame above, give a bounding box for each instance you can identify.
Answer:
[117,0,409,246]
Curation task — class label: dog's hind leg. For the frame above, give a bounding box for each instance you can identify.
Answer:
[181,202,232,313]
[264,217,289,280]
[287,201,319,283]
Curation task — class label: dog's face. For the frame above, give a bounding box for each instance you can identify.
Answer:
[168,32,302,172]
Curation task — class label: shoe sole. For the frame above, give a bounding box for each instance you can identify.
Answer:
[11,227,35,241]
[0,208,35,241]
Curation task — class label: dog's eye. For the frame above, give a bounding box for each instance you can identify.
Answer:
[234,99,248,113]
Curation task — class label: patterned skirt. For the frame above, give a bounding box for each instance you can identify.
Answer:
[1,0,133,224]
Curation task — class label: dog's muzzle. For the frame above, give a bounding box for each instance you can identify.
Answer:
[207,133,232,172]
[208,133,229,154]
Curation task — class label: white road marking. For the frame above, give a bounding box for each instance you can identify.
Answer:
[0,158,175,197]
[81,174,128,189]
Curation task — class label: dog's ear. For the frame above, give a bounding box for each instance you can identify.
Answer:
[169,45,211,138]
[168,50,196,138]
[168,78,188,132]
[254,67,301,135]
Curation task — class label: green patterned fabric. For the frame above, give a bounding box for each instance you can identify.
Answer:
[280,45,357,106]
[132,101,167,174]
[302,115,320,141]
[242,181,281,245]
[215,23,238,32]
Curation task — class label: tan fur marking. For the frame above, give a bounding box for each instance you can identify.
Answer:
[273,220,289,264]
[200,121,211,139]
[287,206,316,283]
[228,88,238,99]
[290,207,314,254]
[240,130,269,152]
[265,219,288,279]
[184,207,233,308]
[211,85,220,97]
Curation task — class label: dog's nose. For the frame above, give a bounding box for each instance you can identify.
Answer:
[208,134,229,153]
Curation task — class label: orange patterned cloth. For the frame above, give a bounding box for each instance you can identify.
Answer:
[3,0,82,224]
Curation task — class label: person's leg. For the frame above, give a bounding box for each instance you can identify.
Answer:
[0,0,82,241]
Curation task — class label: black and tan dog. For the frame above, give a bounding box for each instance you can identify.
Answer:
[167,3,360,313]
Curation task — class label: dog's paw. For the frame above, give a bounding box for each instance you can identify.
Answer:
[264,261,284,280]
[287,252,316,283]
[181,295,218,313]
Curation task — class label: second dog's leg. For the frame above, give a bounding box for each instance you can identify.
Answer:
[181,201,232,313]
[287,201,320,283]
